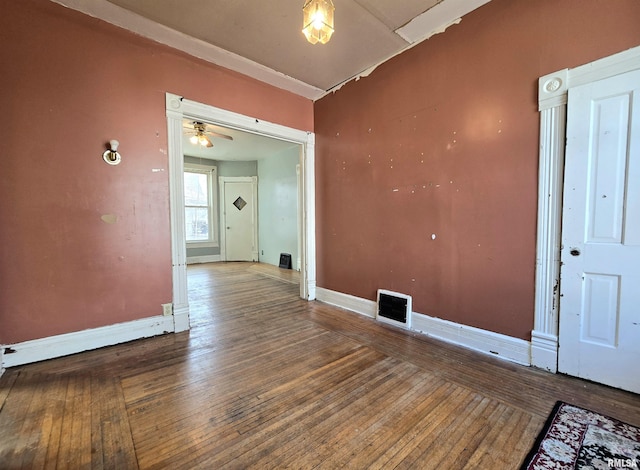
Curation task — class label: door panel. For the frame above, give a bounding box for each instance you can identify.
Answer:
[585,92,629,243]
[559,69,640,393]
[580,273,620,347]
[222,179,257,262]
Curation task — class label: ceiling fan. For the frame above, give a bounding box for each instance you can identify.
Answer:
[183,121,233,148]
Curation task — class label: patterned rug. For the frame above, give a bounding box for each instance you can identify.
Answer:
[520,401,640,469]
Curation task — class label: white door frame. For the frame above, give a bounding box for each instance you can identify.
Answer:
[219,176,259,262]
[532,45,640,371]
[165,93,317,331]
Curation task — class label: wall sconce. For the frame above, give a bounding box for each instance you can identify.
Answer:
[102,139,121,165]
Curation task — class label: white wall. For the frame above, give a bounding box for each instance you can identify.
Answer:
[257,148,300,269]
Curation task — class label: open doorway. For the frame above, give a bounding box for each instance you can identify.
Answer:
[181,119,301,268]
[165,93,316,332]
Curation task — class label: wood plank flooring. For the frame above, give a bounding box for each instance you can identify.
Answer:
[1,262,639,469]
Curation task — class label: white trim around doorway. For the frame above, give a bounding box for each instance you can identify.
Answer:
[532,45,640,372]
[165,94,317,330]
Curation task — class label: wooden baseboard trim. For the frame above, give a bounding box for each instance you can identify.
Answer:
[412,313,531,366]
[316,287,377,318]
[1,315,176,369]
[187,255,221,264]
[316,287,531,366]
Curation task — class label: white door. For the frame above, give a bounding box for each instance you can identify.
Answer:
[221,177,258,262]
[559,69,640,393]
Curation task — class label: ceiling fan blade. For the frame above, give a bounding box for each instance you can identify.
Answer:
[207,131,233,141]
[183,121,233,141]
[204,135,214,147]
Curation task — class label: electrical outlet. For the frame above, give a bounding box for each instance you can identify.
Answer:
[162,303,173,316]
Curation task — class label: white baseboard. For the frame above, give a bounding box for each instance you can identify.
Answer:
[187,255,221,264]
[316,287,377,318]
[1,315,176,369]
[411,312,531,366]
[315,287,531,366]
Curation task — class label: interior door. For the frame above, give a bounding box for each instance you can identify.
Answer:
[222,178,258,261]
[559,69,640,393]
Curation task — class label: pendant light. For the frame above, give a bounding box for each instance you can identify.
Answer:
[302,0,335,45]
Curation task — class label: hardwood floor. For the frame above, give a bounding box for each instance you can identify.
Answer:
[1,262,639,469]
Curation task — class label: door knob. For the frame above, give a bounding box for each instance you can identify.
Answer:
[570,248,580,256]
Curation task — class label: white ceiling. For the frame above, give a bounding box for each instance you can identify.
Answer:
[52,0,491,100]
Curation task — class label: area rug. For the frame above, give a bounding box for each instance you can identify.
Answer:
[520,401,640,469]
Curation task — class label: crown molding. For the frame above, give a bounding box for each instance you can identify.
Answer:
[50,0,324,100]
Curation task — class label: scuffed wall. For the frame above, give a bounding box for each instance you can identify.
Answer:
[314,0,640,340]
[0,0,312,344]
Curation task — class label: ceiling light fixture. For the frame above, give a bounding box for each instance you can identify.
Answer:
[189,123,213,148]
[302,0,335,45]
[184,121,233,148]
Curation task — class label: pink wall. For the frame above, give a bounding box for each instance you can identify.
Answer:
[314,0,640,340]
[0,0,313,344]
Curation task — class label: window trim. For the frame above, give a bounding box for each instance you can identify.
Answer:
[184,163,218,247]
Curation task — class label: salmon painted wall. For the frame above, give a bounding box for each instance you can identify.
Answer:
[314,0,640,340]
[0,0,313,344]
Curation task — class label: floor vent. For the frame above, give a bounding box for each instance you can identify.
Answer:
[376,289,412,329]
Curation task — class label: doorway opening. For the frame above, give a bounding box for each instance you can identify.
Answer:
[181,119,301,267]
[165,93,317,332]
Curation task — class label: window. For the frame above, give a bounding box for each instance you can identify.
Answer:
[184,164,217,245]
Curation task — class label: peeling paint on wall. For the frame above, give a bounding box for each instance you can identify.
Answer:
[326,13,465,96]
[101,214,117,224]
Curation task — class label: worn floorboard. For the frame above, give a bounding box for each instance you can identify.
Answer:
[0,262,638,469]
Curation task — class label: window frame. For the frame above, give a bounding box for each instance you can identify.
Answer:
[184,163,218,247]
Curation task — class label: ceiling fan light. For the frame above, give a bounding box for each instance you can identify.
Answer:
[198,135,209,146]
[190,135,199,145]
[303,0,334,45]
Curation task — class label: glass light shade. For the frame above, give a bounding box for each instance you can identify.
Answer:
[302,0,334,45]
[190,135,199,145]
